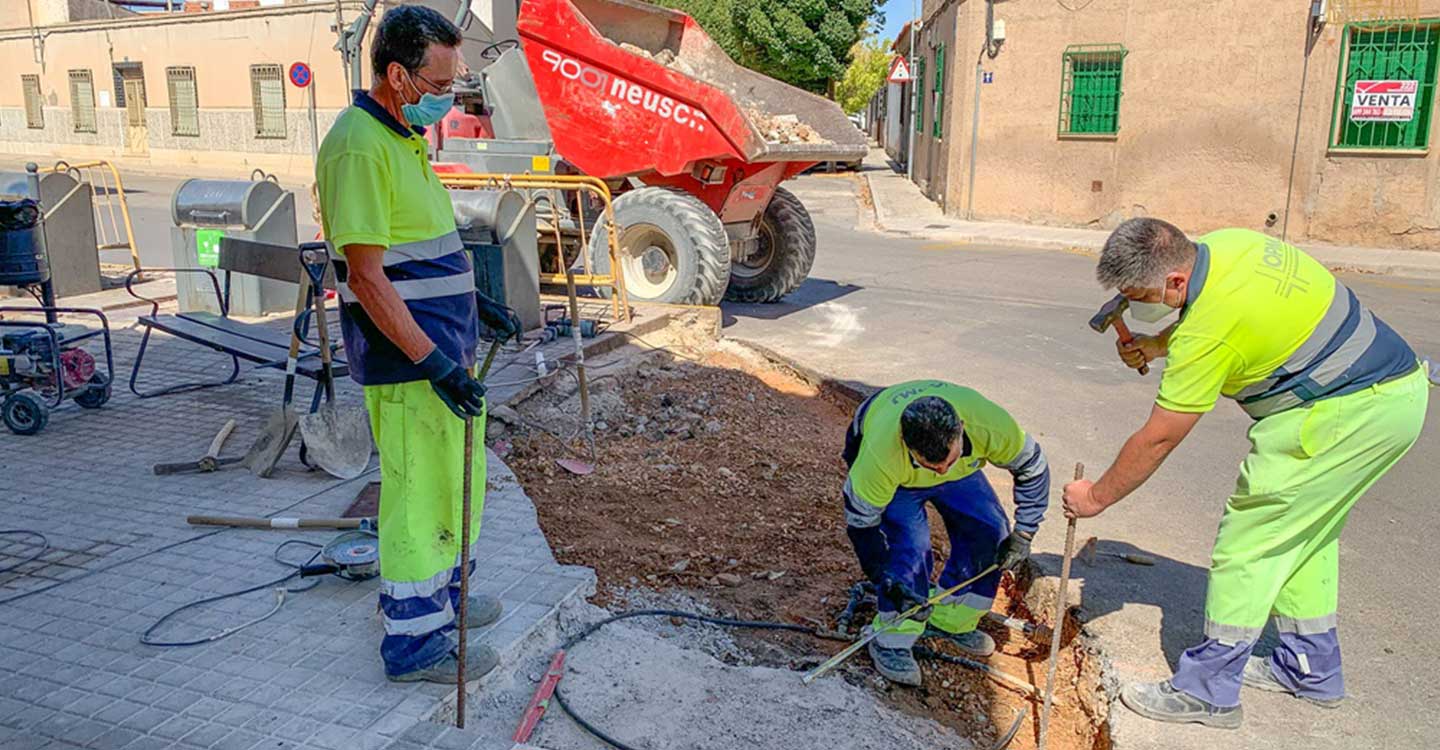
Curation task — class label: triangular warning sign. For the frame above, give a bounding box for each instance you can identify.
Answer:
[888,55,913,84]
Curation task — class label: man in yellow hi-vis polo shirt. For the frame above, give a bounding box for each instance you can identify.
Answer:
[316,5,521,683]
[1063,219,1429,729]
[843,381,1051,686]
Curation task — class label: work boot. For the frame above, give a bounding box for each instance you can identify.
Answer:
[389,645,500,684]
[463,593,503,629]
[867,641,922,686]
[1242,656,1343,709]
[1120,680,1243,730]
[926,627,996,658]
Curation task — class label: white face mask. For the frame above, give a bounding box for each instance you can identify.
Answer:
[1129,299,1177,323]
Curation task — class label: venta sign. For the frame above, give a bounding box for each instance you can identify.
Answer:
[1351,80,1418,122]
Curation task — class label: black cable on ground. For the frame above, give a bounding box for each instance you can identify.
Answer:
[551,606,1034,750]
[140,540,328,647]
[0,468,377,608]
[0,530,50,577]
[550,609,814,750]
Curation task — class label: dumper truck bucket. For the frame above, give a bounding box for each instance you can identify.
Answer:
[516,0,866,178]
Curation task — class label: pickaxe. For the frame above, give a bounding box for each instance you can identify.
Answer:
[1089,294,1149,376]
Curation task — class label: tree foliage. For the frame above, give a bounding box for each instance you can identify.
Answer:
[835,36,890,114]
[653,0,743,62]
[732,0,879,93]
[652,0,880,94]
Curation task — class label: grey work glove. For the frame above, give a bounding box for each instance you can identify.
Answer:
[996,530,1033,572]
[416,348,486,419]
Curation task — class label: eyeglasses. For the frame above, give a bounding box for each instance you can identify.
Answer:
[409,69,454,95]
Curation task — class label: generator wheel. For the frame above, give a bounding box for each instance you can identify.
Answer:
[724,187,816,303]
[589,187,730,305]
[3,392,49,436]
[74,373,111,410]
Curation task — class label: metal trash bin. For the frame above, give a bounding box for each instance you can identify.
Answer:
[451,189,540,333]
[0,170,101,299]
[171,177,298,316]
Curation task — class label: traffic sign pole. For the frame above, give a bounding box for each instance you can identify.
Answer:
[309,83,319,165]
[906,1,917,181]
[289,62,320,168]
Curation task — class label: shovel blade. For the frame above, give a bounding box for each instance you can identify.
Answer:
[299,404,374,480]
[555,457,594,476]
[244,409,300,478]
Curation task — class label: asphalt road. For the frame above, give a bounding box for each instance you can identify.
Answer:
[725,174,1439,750]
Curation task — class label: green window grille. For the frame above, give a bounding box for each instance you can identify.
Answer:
[933,44,945,138]
[250,64,286,139]
[914,57,925,134]
[21,75,43,130]
[1058,44,1126,136]
[1330,21,1439,151]
[167,66,200,137]
[68,69,96,134]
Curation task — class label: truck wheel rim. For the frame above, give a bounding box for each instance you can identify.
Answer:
[731,221,776,280]
[619,224,678,298]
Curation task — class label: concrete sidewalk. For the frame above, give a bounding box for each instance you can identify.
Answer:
[0,305,619,749]
[863,149,1440,280]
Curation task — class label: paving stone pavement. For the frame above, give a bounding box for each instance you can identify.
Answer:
[0,310,594,749]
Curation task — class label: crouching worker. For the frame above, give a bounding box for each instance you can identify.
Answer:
[842,381,1051,686]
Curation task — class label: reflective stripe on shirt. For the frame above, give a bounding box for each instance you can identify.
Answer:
[1237,281,1417,419]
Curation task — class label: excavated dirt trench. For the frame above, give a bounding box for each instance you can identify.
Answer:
[499,335,1110,750]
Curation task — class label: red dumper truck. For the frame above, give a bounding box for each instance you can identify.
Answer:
[419,0,868,305]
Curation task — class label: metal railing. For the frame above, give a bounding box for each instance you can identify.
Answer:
[438,173,632,323]
[40,160,143,276]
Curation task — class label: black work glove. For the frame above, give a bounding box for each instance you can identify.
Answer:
[996,530,1033,572]
[881,577,932,622]
[475,294,522,342]
[416,348,486,419]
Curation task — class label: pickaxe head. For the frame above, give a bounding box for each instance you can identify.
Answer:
[1089,294,1131,334]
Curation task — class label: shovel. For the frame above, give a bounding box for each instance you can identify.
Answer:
[244,267,313,478]
[297,246,373,479]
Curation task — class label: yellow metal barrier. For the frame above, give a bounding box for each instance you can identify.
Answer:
[439,173,632,323]
[41,160,142,275]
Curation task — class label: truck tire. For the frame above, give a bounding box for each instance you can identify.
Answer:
[589,187,730,306]
[724,187,816,303]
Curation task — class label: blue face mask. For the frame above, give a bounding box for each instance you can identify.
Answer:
[401,72,454,127]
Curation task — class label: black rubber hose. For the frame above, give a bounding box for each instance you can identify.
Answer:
[551,609,815,750]
[140,541,326,647]
[0,530,49,577]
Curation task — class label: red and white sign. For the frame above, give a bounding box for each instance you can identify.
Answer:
[1351,80,1418,122]
[888,55,913,84]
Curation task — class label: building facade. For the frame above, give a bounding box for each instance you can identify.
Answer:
[0,2,371,177]
[874,0,1440,249]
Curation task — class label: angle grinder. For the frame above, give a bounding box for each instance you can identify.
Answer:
[299,524,380,581]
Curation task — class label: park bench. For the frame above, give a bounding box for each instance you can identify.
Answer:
[125,239,345,402]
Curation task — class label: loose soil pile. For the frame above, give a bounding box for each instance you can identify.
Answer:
[504,341,1109,750]
[604,37,829,146]
[747,109,829,145]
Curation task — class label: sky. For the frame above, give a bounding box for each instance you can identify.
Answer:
[877,0,918,45]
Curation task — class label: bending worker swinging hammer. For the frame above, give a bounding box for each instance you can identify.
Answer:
[841,380,1052,686]
[1064,220,1430,729]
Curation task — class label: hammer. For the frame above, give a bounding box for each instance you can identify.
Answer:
[1089,294,1149,376]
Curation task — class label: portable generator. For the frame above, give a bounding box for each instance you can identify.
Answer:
[0,319,114,435]
[1,177,116,436]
